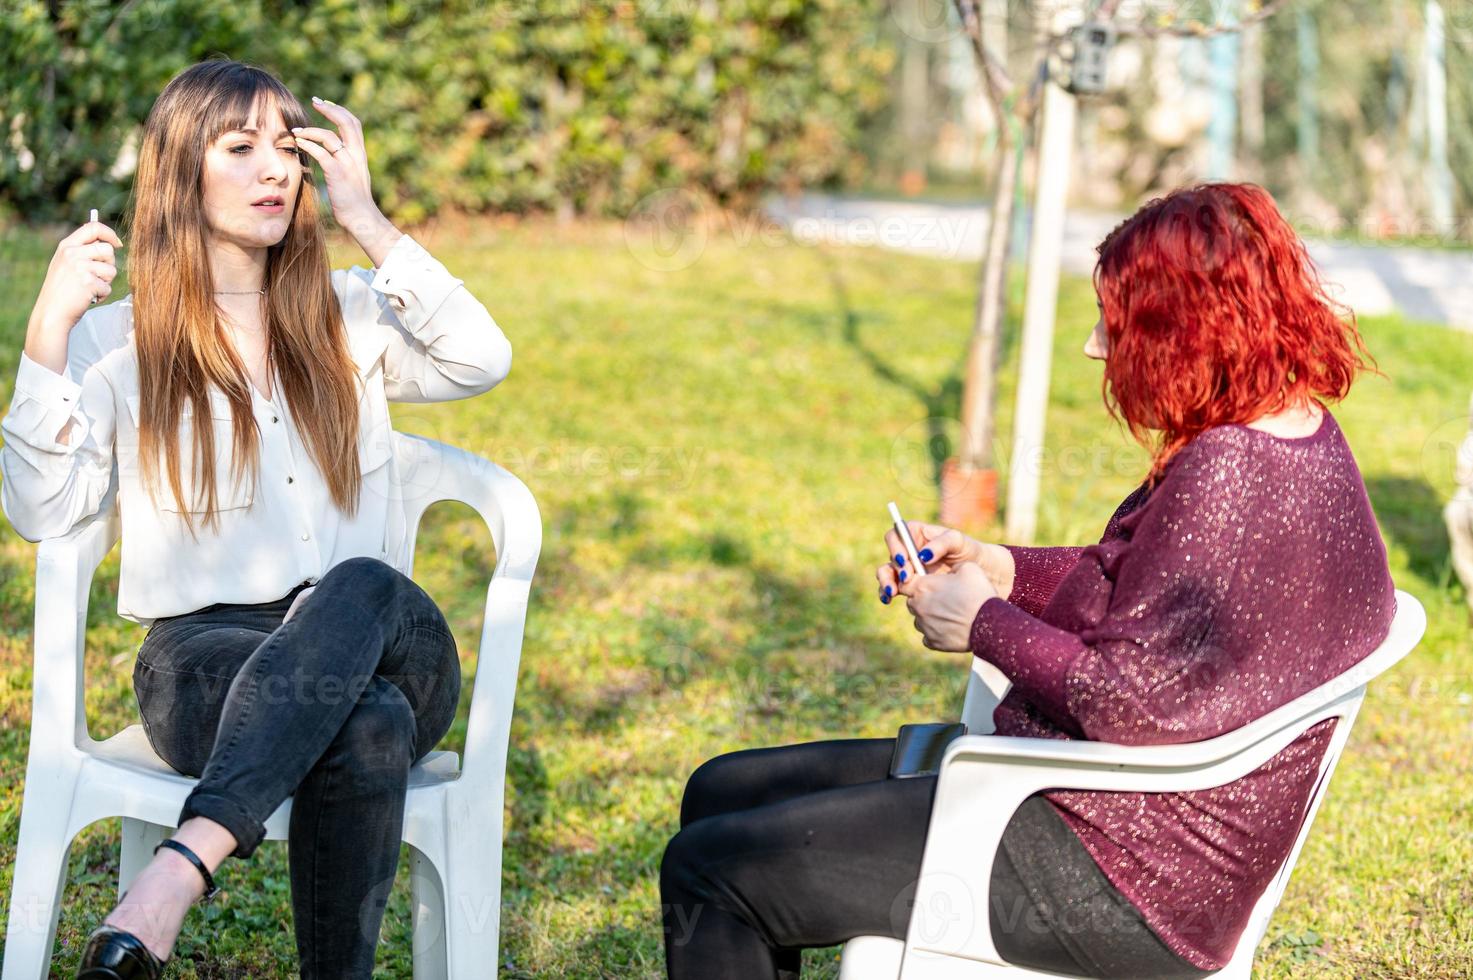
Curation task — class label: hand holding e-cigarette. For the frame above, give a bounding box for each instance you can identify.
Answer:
[888,502,927,578]
[875,503,1017,605]
[877,503,1008,651]
[22,208,124,379]
[26,207,123,335]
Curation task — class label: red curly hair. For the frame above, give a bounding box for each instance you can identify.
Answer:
[1093,182,1374,484]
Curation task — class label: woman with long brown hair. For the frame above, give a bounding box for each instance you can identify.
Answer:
[1,59,511,979]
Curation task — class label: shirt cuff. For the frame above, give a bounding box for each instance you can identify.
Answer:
[7,351,89,454]
[369,233,466,334]
[970,596,1082,734]
[1003,545,1084,618]
[17,349,82,403]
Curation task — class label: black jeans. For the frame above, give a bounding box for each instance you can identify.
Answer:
[660,738,1213,980]
[132,556,461,980]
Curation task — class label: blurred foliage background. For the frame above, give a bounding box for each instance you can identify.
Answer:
[0,0,894,225]
[9,0,1472,240]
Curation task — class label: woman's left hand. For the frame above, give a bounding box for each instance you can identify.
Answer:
[283,586,316,624]
[894,562,998,652]
[291,97,397,258]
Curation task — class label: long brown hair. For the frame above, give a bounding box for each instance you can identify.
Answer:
[128,59,365,538]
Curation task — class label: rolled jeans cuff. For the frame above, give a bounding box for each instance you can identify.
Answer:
[179,788,266,860]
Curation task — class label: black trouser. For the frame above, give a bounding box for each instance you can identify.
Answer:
[132,557,461,980]
[660,738,1213,979]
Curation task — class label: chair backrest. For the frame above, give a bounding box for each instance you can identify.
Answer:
[383,433,541,791]
[1225,588,1425,969]
[1225,686,1364,972]
[386,431,541,583]
[32,434,541,794]
[32,486,122,750]
[954,589,1426,970]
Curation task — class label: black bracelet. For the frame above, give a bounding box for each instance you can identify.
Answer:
[154,838,220,903]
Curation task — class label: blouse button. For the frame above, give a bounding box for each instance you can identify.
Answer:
[287,476,294,484]
[272,415,279,423]
[301,532,310,541]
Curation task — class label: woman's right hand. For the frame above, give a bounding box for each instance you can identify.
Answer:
[875,521,1015,604]
[26,216,124,338]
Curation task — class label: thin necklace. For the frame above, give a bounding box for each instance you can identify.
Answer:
[214,288,274,399]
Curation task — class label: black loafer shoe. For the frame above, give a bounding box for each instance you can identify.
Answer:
[75,924,165,980]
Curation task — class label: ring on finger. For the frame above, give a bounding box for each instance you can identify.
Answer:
[295,130,346,154]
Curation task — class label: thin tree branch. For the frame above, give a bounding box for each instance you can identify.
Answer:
[951,0,1014,116]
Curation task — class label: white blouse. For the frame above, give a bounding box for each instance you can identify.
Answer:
[0,233,511,626]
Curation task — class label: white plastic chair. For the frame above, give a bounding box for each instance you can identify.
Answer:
[2,431,541,980]
[839,590,1427,980]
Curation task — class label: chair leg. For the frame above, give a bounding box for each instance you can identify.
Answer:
[409,846,449,980]
[437,824,502,979]
[119,818,171,900]
[2,790,79,980]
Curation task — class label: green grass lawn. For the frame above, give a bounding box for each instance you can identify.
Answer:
[1,216,1469,978]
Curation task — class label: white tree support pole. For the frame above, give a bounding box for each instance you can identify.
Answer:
[1004,9,1080,545]
[1207,0,1240,180]
[1426,0,1454,237]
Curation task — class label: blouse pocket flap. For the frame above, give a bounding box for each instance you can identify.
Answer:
[125,390,237,423]
[203,389,238,420]
[125,394,254,512]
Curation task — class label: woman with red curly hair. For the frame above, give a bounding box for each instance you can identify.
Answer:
[661,183,1395,979]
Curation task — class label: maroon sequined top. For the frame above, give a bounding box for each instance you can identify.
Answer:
[969,410,1395,970]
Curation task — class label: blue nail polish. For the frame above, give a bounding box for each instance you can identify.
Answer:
[894,553,905,567]
[919,548,933,562]
[884,585,893,598]
[899,570,907,582]
[881,594,890,604]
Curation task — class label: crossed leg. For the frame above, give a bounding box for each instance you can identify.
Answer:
[110,558,460,978]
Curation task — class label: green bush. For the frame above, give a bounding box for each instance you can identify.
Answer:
[0,0,895,225]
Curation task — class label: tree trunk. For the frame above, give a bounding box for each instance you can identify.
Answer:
[958,130,1019,472]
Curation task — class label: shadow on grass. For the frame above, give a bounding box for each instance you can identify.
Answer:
[506,741,552,832]
[816,250,967,492]
[496,520,960,947]
[1366,474,1453,588]
[517,509,935,738]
